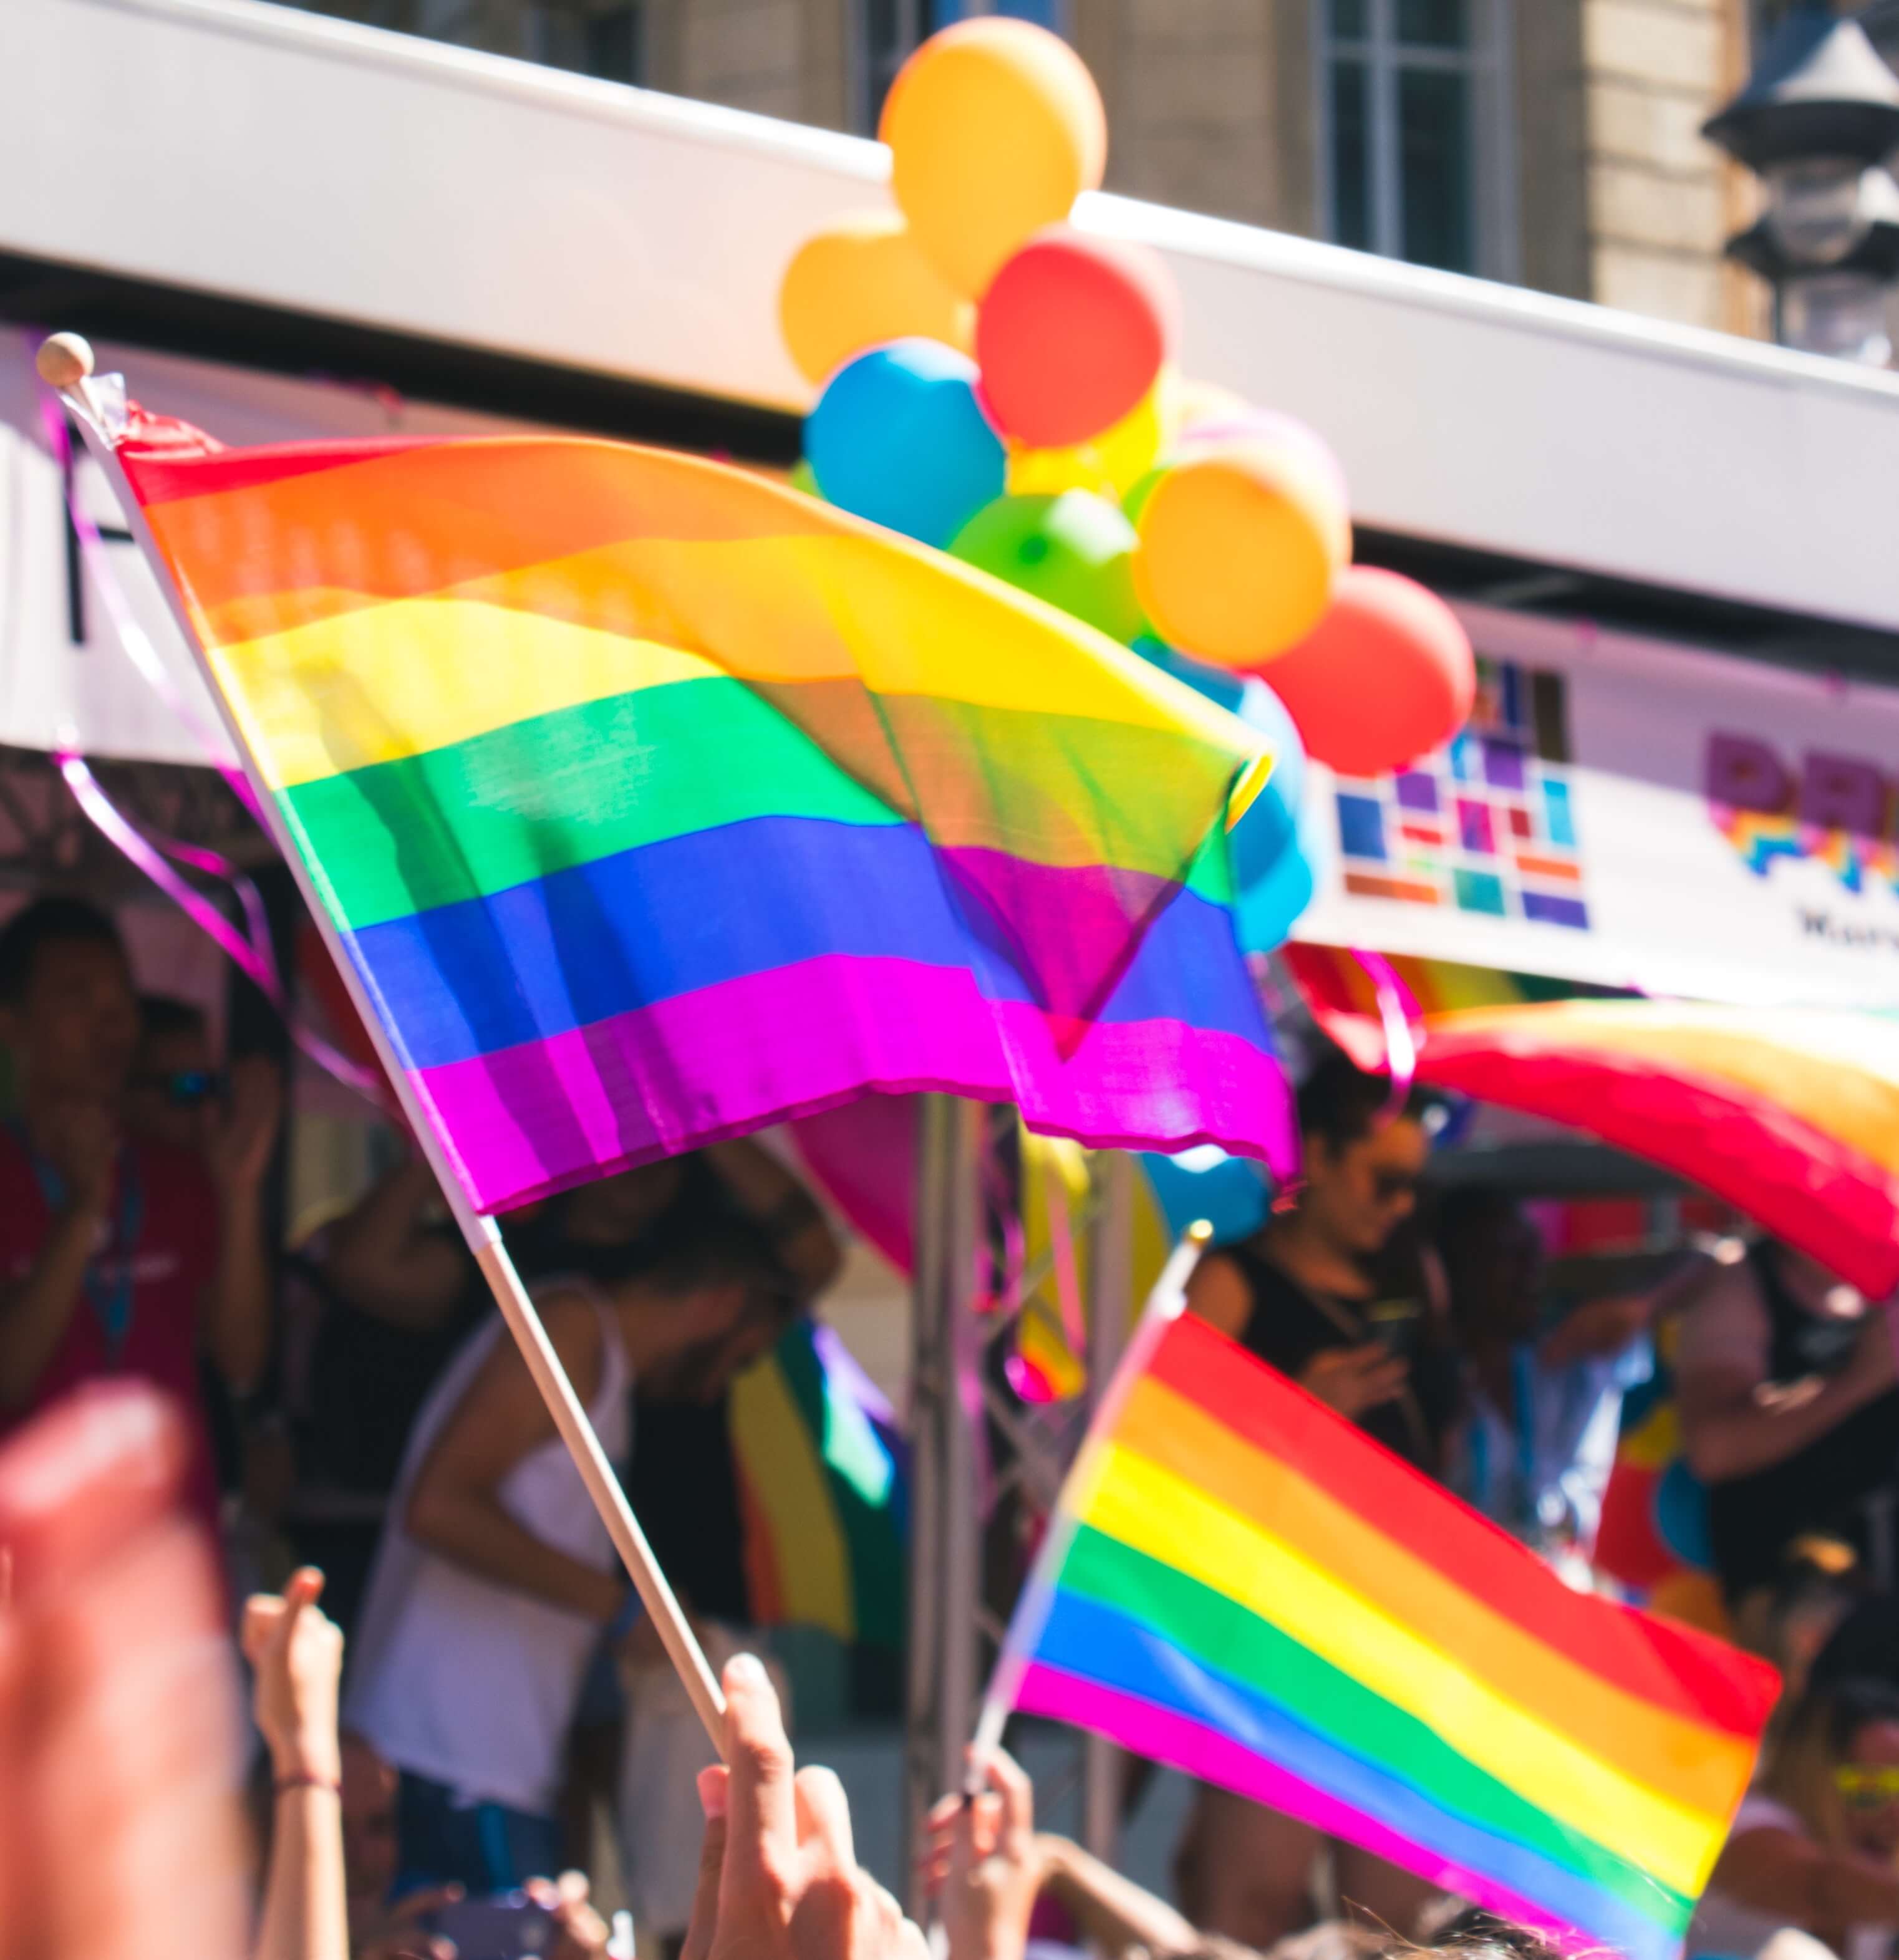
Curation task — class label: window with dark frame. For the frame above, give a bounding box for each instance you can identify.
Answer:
[859,0,1064,135]
[1321,0,1497,277]
[523,1,644,82]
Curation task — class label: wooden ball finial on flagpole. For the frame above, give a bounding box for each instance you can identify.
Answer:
[36,333,107,435]
[36,332,95,391]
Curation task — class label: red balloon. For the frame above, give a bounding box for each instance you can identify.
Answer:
[1260,567,1475,776]
[976,224,1179,448]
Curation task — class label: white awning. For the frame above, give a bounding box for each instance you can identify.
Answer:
[7,0,1899,631]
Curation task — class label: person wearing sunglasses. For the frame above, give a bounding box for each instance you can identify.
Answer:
[1177,1043,1457,1953]
[1690,1678,1899,1960]
[1186,1042,1455,1474]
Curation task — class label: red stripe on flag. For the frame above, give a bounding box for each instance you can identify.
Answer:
[1144,1313,1778,1736]
[120,435,448,507]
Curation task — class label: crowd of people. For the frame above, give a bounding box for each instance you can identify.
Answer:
[4,887,1899,1960]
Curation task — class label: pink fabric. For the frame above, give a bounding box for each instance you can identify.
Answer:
[410,954,1296,1214]
[788,1094,919,1272]
[1420,1036,1899,1298]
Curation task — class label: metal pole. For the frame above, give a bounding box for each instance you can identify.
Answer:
[1080,1152,1133,1863]
[905,1093,982,1915]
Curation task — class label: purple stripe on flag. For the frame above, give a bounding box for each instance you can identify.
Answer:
[1013,1664,1671,1960]
[408,953,1295,1214]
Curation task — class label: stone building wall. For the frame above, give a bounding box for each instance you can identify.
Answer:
[1580,0,1762,332]
[286,0,1771,339]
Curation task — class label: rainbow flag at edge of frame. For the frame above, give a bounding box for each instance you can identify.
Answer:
[114,422,1293,1214]
[995,1310,1778,1960]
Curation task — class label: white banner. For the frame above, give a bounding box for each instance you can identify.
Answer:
[0,333,541,769]
[1293,602,1899,1008]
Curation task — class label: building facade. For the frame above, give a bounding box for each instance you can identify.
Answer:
[291,0,1767,337]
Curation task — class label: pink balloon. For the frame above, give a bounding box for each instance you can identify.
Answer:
[1174,410,1350,514]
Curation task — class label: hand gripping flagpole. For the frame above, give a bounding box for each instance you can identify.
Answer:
[35,334,729,1752]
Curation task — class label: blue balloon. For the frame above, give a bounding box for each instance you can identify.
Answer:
[1131,635,1249,715]
[1239,677,1307,821]
[1140,1147,1271,1244]
[1230,685,1315,950]
[805,340,1005,548]
[1234,813,1316,952]
[1130,639,1317,952]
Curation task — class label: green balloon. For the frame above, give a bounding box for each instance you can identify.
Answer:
[1123,466,1166,526]
[948,491,1144,644]
[788,457,821,499]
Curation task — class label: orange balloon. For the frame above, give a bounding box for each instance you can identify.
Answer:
[1262,567,1476,778]
[778,211,973,384]
[1131,443,1349,667]
[881,19,1107,298]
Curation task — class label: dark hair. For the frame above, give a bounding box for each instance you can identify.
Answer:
[582,1201,800,1325]
[1433,1184,1524,1254]
[1812,1676,1899,1755]
[1811,1597,1899,1694]
[1295,1041,1438,1156]
[0,896,124,1005]
[138,993,207,1041]
[1417,1910,1566,1960]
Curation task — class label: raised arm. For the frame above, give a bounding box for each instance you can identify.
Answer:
[401,1291,624,1623]
[1539,1247,1718,1369]
[245,1568,349,1960]
[1037,1836,1204,1959]
[198,1056,283,1395]
[0,1105,115,1409]
[1676,1262,1895,1483]
[319,1149,470,1333]
[1709,1822,1899,1932]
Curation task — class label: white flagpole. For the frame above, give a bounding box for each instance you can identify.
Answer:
[35,334,728,1750]
[968,1217,1210,1766]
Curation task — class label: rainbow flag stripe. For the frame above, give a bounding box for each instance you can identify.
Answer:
[1007,1313,1776,1960]
[118,432,1290,1212]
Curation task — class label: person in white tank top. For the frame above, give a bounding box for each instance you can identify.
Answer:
[343,1219,798,1895]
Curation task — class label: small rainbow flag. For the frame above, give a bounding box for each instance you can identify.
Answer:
[732,1320,907,1648]
[115,426,1291,1213]
[992,1309,1777,1960]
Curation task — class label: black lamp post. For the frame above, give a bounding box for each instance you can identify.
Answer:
[1705,4,1899,363]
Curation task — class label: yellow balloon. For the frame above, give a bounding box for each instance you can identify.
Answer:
[1093,373,1169,492]
[1007,443,1116,499]
[1170,375,1249,436]
[880,19,1107,299]
[1004,374,1169,500]
[1133,442,1350,668]
[778,211,974,384]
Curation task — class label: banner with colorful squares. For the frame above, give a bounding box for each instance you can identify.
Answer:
[1330,655,1590,931]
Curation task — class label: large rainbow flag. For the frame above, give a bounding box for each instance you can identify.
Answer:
[115,422,1292,1213]
[993,1309,1777,1960]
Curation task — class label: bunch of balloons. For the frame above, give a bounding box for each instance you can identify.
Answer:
[776,16,1476,944]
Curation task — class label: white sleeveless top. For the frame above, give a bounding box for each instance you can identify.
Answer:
[343,1290,631,1817]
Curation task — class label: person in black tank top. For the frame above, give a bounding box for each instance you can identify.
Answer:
[1175,1044,1451,1951]
[1184,1046,1453,1476]
[1678,1239,1899,1603]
